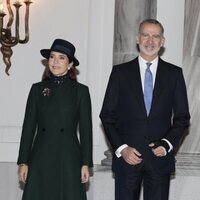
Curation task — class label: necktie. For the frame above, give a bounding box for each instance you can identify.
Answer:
[144,62,153,115]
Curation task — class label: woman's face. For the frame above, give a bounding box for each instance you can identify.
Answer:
[48,51,73,76]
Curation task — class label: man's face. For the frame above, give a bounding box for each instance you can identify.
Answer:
[136,23,165,60]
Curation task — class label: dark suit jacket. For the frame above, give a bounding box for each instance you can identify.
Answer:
[100,57,190,174]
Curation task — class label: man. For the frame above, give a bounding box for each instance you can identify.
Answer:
[100,19,190,200]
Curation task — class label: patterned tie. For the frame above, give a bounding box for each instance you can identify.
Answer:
[144,62,153,115]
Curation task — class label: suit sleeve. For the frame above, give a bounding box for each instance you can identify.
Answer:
[79,86,93,167]
[17,85,38,165]
[165,68,190,149]
[100,66,124,152]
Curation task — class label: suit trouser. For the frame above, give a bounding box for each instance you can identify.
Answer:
[114,162,170,200]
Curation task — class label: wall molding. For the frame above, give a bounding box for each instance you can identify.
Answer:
[175,152,200,176]
[0,125,21,143]
[0,126,21,162]
[101,151,200,176]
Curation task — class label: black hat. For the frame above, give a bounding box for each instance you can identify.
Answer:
[40,39,79,66]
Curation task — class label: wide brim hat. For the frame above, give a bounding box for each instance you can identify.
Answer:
[40,39,79,66]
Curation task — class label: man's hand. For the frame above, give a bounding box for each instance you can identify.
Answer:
[121,146,142,165]
[149,143,167,157]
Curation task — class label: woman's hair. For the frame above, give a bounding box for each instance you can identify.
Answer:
[42,55,79,81]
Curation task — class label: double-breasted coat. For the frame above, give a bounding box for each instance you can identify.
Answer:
[17,74,93,200]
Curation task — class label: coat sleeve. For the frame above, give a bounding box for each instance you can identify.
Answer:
[17,84,38,165]
[79,86,93,167]
[165,68,190,149]
[100,66,125,152]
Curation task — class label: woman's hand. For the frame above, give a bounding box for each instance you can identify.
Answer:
[18,164,28,184]
[81,165,90,183]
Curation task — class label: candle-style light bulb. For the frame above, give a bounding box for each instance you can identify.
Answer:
[0,3,4,14]
[14,0,21,5]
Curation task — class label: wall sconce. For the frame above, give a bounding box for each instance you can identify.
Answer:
[0,0,32,75]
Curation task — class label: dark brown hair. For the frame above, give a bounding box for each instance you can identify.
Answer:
[139,19,164,35]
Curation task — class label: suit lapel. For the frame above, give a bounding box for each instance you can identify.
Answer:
[128,58,147,115]
[125,57,169,117]
[150,58,169,114]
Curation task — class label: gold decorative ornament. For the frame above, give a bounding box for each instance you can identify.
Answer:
[0,0,32,75]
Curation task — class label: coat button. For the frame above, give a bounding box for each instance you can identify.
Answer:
[60,128,64,132]
[42,128,46,132]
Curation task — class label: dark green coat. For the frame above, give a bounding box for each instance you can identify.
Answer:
[17,75,93,200]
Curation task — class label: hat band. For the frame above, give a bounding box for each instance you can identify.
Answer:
[53,45,74,56]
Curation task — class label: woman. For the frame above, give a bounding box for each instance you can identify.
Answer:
[17,39,93,200]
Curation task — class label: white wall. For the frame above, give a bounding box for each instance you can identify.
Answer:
[85,0,115,164]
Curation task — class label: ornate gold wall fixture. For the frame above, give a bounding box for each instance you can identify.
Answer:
[0,0,32,75]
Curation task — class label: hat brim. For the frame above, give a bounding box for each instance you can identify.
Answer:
[40,49,79,66]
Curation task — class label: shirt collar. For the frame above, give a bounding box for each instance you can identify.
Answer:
[138,55,158,66]
[139,55,158,73]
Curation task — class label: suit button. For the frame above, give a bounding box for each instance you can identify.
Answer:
[42,128,46,132]
[60,128,64,132]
